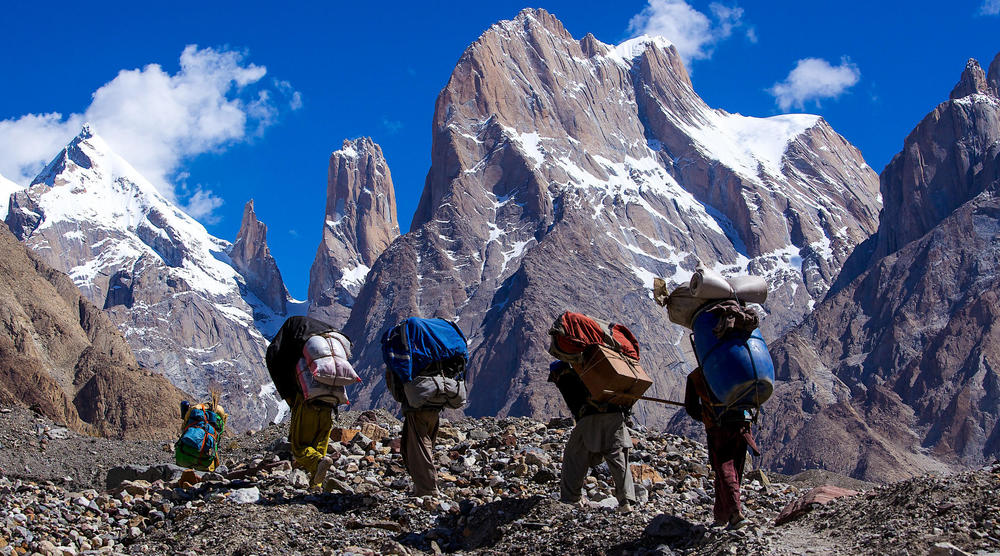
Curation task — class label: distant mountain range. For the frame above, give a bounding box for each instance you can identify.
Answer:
[1,8,996,483]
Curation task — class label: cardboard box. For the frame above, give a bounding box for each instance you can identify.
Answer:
[573,344,652,405]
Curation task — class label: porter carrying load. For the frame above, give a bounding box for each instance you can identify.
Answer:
[174,393,226,471]
[266,316,360,407]
[381,317,468,410]
[654,263,774,414]
[548,312,652,406]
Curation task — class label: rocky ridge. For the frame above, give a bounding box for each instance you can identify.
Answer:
[5,126,289,432]
[308,137,400,328]
[1,406,997,555]
[761,53,1000,482]
[0,225,185,439]
[344,8,880,428]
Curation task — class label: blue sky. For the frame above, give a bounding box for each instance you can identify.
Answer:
[1,1,998,298]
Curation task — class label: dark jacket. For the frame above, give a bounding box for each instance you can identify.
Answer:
[548,361,628,421]
[684,367,749,429]
[266,316,340,402]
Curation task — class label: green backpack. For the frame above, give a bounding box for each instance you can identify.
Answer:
[174,401,226,471]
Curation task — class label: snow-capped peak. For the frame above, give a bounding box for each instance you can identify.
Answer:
[606,34,674,68]
[23,125,237,298]
[9,123,288,431]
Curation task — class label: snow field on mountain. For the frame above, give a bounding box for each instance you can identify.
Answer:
[0,172,21,220]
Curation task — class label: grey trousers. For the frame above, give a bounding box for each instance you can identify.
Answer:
[401,408,440,496]
[560,412,636,504]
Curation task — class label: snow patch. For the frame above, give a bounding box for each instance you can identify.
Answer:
[340,263,371,290]
[606,35,674,68]
[673,107,820,179]
[0,173,22,220]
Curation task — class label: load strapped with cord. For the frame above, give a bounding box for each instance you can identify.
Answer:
[548,311,652,407]
[654,263,774,416]
[381,317,469,410]
[174,395,226,472]
[266,316,361,408]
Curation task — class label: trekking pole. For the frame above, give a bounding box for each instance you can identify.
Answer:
[601,390,685,407]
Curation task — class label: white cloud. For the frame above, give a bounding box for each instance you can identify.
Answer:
[769,57,861,111]
[980,0,1000,15]
[181,187,225,225]
[627,0,747,64]
[0,45,300,223]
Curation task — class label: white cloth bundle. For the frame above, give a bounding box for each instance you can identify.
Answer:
[295,358,350,405]
[301,332,360,386]
[690,264,734,299]
[689,263,768,304]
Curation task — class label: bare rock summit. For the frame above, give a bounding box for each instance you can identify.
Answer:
[231,199,288,315]
[308,137,399,327]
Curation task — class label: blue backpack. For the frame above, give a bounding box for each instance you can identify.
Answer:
[690,309,774,415]
[381,318,469,409]
[381,317,468,382]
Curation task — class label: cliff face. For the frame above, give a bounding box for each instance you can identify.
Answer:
[0,224,186,439]
[761,53,1000,482]
[5,126,286,431]
[343,9,880,427]
[308,137,399,327]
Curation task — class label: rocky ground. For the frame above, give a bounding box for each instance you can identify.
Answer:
[1,405,998,555]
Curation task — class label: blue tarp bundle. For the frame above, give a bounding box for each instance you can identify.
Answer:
[381,317,468,383]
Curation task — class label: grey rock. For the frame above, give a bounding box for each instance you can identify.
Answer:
[230,199,288,315]
[227,486,261,504]
[106,464,186,489]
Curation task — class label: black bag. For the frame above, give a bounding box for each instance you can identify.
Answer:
[266,316,341,401]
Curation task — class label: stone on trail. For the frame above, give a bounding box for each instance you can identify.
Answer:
[928,542,975,556]
[631,463,665,485]
[330,428,360,443]
[774,485,858,525]
[227,486,261,504]
[644,514,698,541]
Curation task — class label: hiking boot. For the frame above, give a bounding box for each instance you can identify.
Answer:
[412,488,439,498]
[726,514,747,530]
[313,456,334,488]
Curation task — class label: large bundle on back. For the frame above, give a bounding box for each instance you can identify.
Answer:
[266,316,360,407]
[174,396,226,471]
[655,263,774,414]
[548,312,652,406]
[381,317,468,410]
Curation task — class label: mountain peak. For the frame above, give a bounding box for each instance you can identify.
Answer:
[333,137,378,159]
[78,122,95,140]
[949,58,991,99]
[231,198,288,315]
[307,136,399,327]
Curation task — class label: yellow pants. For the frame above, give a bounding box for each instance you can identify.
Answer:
[288,394,333,484]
